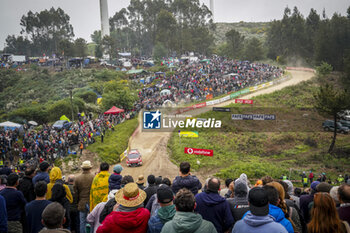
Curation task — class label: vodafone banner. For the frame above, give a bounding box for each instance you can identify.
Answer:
[184,147,213,156]
[235,99,254,104]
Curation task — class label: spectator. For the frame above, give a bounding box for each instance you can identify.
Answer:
[220,178,233,198]
[267,182,299,233]
[283,180,300,209]
[67,175,79,233]
[227,182,250,222]
[155,176,162,187]
[49,179,71,229]
[144,175,157,206]
[87,201,107,233]
[0,162,12,176]
[18,166,36,202]
[300,181,319,224]
[25,181,51,233]
[0,173,27,233]
[108,164,123,191]
[148,185,176,233]
[90,162,110,211]
[0,194,7,233]
[99,175,134,223]
[262,175,273,185]
[39,202,71,233]
[338,184,350,224]
[307,192,348,233]
[330,186,340,206]
[146,179,173,216]
[262,185,294,233]
[172,162,202,195]
[136,175,145,190]
[97,183,150,233]
[232,187,288,233]
[46,167,73,203]
[32,162,50,184]
[161,188,217,233]
[74,161,95,233]
[0,175,6,191]
[195,177,234,233]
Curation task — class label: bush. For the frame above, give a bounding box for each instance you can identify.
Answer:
[74,91,97,104]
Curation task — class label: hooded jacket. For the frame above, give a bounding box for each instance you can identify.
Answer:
[46,167,73,203]
[172,175,202,195]
[148,204,176,233]
[268,204,294,233]
[108,173,122,191]
[97,207,150,233]
[32,171,50,184]
[161,211,217,233]
[232,213,288,233]
[195,191,234,233]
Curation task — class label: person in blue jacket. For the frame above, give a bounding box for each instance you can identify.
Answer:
[0,194,7,233]
[232,187,288,233]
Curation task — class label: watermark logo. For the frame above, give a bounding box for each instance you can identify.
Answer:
[143,110,161,129]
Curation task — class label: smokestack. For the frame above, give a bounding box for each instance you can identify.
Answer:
[210,0,214,22]
[100,0,110,38]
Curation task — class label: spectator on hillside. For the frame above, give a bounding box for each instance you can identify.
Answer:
[49,179,71,229]
[32,162,50,184]
[232,187,288,233]
[18,166,36,202]
[235,174,250,195]
[262,185,294,233]
[144,175,158,206]
[0,173,27,233]
[221,178,233,198]
[39,202,71,233]
[90,162,110,211]
[267,182,300,233]
[0,162,12,176]
[300,181,319,224]
[0,175,6,191]
[46,167,73,203]
[338,184,350,224]
[0,194,7,233]
[146,178,173,217]
[262,175,273,185]
[161,188,217,233]
[74,161,95,233]
[155,176,162,187]
[25,181,51,233]
[97,183,150,233]
[330,186,340,206]
[195,177,234,233]
[227,182,250,222]
[283,180,300,209]
[67,175,79,233]
[172,162,202,195]
[148,185,175,233]
[136,175,145,190]
[307,192,348,233]
[108,164,123,191]
[99,175,134,223]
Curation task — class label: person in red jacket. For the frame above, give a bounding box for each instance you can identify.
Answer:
[97,182,150,233]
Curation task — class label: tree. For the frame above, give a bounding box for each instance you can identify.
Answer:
[74,38,88,58]
[153,42,167,59]
[4,35,32,55]
[155,10,177,53]
[101,36,117,59]
[243,38,264,61]
[225,29,245,59]
[316,62,333,78]
[58,39,74,57]
[314,84,350,153]
[102,80,138,110]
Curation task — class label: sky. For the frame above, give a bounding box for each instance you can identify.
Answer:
[0,0,349,49]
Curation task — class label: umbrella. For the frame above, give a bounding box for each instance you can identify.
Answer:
[28,121,38,126]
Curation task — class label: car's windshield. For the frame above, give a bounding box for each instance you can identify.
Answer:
[128,153,139,159]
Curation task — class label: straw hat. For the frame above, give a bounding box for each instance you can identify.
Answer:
[81,160,92,169]
[115,183,146,207]
[136,175,145,184]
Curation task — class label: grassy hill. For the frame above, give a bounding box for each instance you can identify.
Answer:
[168,77,350,183]
[213,22,269,45]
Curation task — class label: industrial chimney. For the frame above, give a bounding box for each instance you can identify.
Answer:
[210,0,214,22]
[100,0,110,38]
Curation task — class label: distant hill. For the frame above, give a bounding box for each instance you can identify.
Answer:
[213,22,270,45]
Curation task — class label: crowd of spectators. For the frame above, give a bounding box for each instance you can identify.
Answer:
[0,160,349,233]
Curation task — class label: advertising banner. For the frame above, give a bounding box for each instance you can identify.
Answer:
[184,147,213,156]
[213,107,231,112]
[180,131,199,137]
[235,99,254,104]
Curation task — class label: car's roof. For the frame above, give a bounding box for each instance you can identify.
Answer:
[129,149,140,154]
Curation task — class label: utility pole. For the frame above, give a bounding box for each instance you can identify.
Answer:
[69,76,74,122]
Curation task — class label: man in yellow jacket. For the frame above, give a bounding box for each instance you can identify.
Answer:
[46,167,73,203]
[90,162,110,211]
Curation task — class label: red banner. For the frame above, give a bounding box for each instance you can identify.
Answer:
[235,99,254,104]
[184,147,213,156]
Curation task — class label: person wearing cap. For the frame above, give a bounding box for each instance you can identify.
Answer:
[97,183,150,233]
[161,188,217,233]
[74,161,95,233]
[195,177,234,233]
[108,164,123,191]
[227,182,250,222]
[232,187,288,233]
[90,162,110,212]
[338,184,350,224]
[172,162,202,195]
[148,185,176,233]
[144,175,158,206]
[136,175,145,190]
[299,181,319,224]
[33,161,50,184]
[46,167,73,204]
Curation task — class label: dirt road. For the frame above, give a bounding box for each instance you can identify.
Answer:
[120,70,315,180]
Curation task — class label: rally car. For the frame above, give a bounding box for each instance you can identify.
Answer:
[126,149,143,167]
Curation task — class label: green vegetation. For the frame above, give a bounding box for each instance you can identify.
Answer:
[88,118,138,164]
[168,77,350,182]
